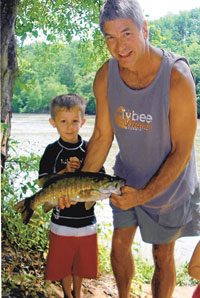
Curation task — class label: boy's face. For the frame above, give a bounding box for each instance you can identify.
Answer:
[49,107,86,143]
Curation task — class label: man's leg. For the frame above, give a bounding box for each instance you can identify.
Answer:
[111,226,137,298]
[152,241,176,298]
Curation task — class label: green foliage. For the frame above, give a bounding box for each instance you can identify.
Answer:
[16,0,104,43]
[149,8,200,117]
[13,41,99,114]
[1,146,50,253]
[176,263,198,286]
[13,7,200,116]
[97,220,113,273]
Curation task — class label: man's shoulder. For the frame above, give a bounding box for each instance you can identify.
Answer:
[96,60,109,80]
[170,59,194,89]
[94,60,109,94]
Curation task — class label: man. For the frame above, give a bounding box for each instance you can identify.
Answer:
[60,0,200,297]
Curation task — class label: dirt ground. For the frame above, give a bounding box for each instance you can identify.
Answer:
[50,273,196,298]
[142,284,196,298]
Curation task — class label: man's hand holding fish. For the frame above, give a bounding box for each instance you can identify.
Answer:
[110,186,141,210]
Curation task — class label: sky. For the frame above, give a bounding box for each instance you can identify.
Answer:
[139,0,200,20]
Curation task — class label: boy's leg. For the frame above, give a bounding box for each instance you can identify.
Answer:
[62,275,73,298]
[72,275,83,298]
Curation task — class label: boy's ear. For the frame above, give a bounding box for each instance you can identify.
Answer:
[49,118,56,128]
[81,118,86,127]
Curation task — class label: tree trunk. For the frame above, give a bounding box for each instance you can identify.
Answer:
[1,0,19,172]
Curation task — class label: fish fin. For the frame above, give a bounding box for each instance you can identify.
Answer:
[85,201,95,210]
[13,199,26,213]
[42,202,55,213]
[14,197,34,225]
[37,178,46,188]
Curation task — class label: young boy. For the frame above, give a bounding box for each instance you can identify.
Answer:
[39,94,101,298]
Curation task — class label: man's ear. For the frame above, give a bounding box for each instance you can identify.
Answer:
[49,118,56,128]
[142,20,148,40]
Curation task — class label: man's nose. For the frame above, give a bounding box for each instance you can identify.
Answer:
[116,38,126,53]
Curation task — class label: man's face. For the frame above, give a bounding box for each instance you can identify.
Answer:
[104,18,148,70]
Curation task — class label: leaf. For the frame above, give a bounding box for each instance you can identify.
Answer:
[32,30,38,38]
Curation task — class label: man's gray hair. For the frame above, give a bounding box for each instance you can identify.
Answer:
[99,0,145,34]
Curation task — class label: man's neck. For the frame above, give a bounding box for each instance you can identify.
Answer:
[119,45,163,89]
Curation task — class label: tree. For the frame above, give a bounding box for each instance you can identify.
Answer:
[12,41,99,114]
[1,0,19,171]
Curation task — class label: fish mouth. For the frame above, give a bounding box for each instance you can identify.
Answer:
[98,189,113,196]
[99,182,124,196]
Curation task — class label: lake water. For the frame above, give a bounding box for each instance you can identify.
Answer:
[10,113,200,266]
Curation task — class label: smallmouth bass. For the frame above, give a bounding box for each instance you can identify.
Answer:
[14,172,125,224]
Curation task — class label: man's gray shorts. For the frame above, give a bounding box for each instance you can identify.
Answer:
[110,187,200,244]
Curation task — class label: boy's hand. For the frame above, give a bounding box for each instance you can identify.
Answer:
[66,157,81,172]
[57,157,81,174]
[58,196,77,209]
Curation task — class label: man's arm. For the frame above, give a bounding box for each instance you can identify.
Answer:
[111,60,197,209]
[82,62,114,172]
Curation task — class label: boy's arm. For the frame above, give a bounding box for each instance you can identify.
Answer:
[82,62,114,172]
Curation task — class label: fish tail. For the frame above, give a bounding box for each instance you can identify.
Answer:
[14,196,34,225]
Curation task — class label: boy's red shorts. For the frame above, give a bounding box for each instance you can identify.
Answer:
[45,231,98,281]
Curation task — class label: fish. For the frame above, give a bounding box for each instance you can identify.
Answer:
[14,171,125,225]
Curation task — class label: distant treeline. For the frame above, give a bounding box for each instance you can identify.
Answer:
[13,8,200,116]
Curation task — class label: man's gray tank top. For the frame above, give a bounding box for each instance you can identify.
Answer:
[107,50,199,214]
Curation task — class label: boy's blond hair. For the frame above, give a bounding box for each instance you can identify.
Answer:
[50,93,86,118]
